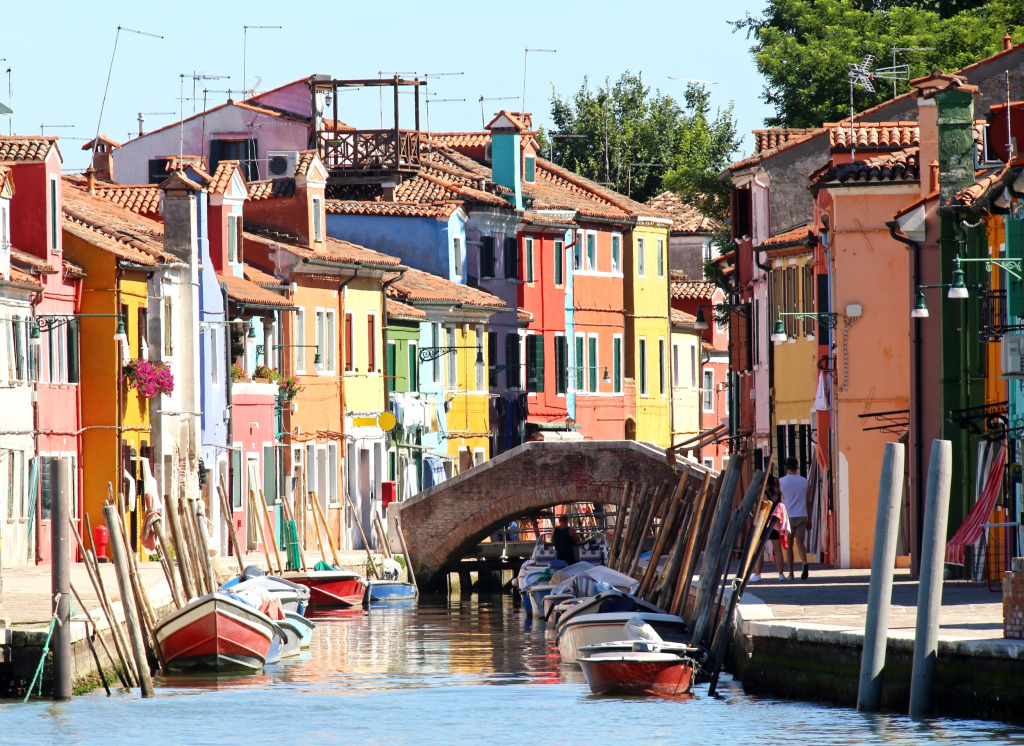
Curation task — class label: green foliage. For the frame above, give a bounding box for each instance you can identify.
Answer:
[549,72,741,221]
[734,0,1024,128]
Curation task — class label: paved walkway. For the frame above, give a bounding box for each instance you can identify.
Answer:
[738,565,1013,645]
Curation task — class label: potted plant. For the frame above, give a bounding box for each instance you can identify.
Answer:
[253,365,281,384]
[231,364,247,382]
[122,359,174,399]
[278,375,303,403]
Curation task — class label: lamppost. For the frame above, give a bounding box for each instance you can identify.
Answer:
[770,312,840,344]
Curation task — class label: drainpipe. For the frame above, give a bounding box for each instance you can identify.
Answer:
[888,219,924,577]
[221,281,233,541]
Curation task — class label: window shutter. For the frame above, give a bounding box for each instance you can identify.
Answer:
[575,336,584,391]
[504,237,518,279]
[613,337,621,393]
[231,449,242,509]
[481,236,495,278]
[67,319,80,384]
[588,337,597,392]
[487,333,497,387]
[367,316,376,372]
[387,343,396,393]
[345,313,353,371]
[534,334,544,392]
[505,333,520,388]
[555,336,567,394]
[263,446,277,507]
[554,241,563,285]
[1009,218,1024,317]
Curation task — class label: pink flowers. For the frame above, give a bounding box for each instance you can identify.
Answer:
[122,359,175,399]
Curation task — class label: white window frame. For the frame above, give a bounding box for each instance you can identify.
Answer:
[703,457,715,471]
[573,230,585,271]
[691,344,698,389]
[327,442,339,506]
[554,331,566,398]
[325,309,336,373]
[294,308,306,374]
[312,197,323,242]
[703,368,714,412]
[637,236,646,277]
[315,309,326,373]
[446,326,458,390]
[473,447,486,467]
[553,238,564,287]
[431,323,441,383]
[453,236,463,280]
[524,237,534,282]
[639,336,648,397]
[587,333,599,393]
[672,342,680,388]
[657,237,665,278]
[612,333,622,394]
[574,332,585,393]
[611,233,622,274]
[585,230,597,272]
[658,337,667,397]
[474,324,485,391]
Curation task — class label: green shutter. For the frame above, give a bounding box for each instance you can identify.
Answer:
[613,338,621,393]
[387,343,397,393]
[575,336,584,391]
[408,344,418,391]
[231,449,242,509]
[525,157,535,182]
[554,241,563,285]
[534,334,544,392]
[1009,217,1024,318]
[555,336,567,394]
[506,333,520,388]
[588,337,597,391]
[526,240,534,282]
[67,319,80,384]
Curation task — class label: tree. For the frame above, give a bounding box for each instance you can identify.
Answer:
[734,0,1024,128]
[549,72,741,220]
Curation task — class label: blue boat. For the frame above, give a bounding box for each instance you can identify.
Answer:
[362,580,418,606]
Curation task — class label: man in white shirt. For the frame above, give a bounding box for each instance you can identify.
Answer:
[779,457,811,580]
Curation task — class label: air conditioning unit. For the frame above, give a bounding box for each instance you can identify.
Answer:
[266,150,299,179]
[1001,333,1024,378]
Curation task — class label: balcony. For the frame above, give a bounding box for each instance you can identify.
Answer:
[979,288,1024,342]
[318,129,422,184]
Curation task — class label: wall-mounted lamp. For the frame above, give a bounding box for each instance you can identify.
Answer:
[113,320,128,344]
[419,345,484,365]
[265,343,322,366]
[694,301,748,331]
[910,256,987,318]
[602,367,611,384]
[770,312,838,344]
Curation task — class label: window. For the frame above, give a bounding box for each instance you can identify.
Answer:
[50,179,59,253]
[524,156,536,183]
[575,335,585,391]
[691,345,698,388]
[573,231,584,270]
[554,240,564,286]
[586,232,597,271]
[327,443,339,506]
[40,455,77,521]
[386,341,396,393]
[324,310,336,372]
[305,443,316,502]
[554,335,568,394]
[703,457,715,471]
[344,311,353,372]
[227,214,240,263]
[446,327,457,390]
[475,325,485,391]
[505,333,521,388]
[294,308,306,372]
[317,310,329,373]
[672,343,680,388]
[524,237,534,282]
[453,237,463,279]
[588,335,598,392]
[312,197,323,242]
[613,336,622,394]
[408,343,419,391]
[367,314,377,373]
[209,138,258,181]
[504,236,518,279]
[263,445,277,506]
[480,236,495,279]
[703,369,714,412]
[659,338,666,396]
[637,236,646,277]
[611,234,622,274]
[137,307,148,361]
[163,297,174,356]
[526,334,544,392]
[657,238,665,278]
[487,332,498,388]
[639,337,648,396]
[231,449,243,508]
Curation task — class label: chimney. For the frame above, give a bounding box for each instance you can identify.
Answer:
[911,73,979,202]
[485,111,526,210]
[161,175,199,263]
[86,167,96,195]
[382,182,396,202]
[929,160,939,193]
[1005,33,1013,51]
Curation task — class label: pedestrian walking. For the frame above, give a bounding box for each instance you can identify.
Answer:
[780,457,812,580]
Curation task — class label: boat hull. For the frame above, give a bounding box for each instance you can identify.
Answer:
[557,613,689,664]
[363,581,418,606]
[284,610,316,649]
[579,653,695,697]
[283,570,367,608]
[155,593,276,673]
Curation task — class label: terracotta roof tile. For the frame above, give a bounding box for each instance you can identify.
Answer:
[9,248,56,274]
[0,136,59,162]
[88,183,163,220]
[645,191,721,233]
[293,150,318,177]
[62,259,86,279]
[517,307,533,322]
[386,298,426,320]
[813,149,920,186]
[670,273,717,300]
[671,308,697,326]
[728,129,825,171]
[325,200,460,219]
[208,161,243,194]
[760,223,813,247]
[243,227,402,268]
[385,267,506,310]
[827,122,919,151]
[243,263,283,286]
[61,179,170,266]
[81,134,121,151]
[7,267,41,287]
[248,178,296,201]
[753,128,820,154]
[218,272,295,308]
[429,132,490,150]
[953,160,1021,206]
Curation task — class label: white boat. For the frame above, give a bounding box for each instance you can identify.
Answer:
[555,588,665,630]
[284,610,315,649]
[221,569,311,615]
[276,616,305,658]
[557,611,690,664]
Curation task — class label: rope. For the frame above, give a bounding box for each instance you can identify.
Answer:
[24,592,72,702]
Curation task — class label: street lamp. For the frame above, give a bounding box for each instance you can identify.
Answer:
[419,345,484,364]
[771,312,839,345]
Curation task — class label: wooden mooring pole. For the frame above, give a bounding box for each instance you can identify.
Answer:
[51,458,72,701]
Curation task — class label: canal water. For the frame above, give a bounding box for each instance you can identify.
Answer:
[3,594,1023,745]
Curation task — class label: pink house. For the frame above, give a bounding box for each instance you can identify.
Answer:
[1,136,85,564]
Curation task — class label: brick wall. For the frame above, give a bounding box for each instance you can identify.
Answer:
[1003,556,1024,639]
[394,440,688,585]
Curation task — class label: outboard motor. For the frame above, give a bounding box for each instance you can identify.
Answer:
[381,558,402,581]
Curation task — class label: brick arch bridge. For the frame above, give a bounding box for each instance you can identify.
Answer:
[392,440,685,588]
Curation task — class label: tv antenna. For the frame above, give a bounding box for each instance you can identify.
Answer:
[378,71,417,128]
[188,73,230,114]
[138,111,174,137]
[479,96,518,128]
[547,131,586,163]
[668,77,718,85]
[890,46,934,98]
[40,124,74,136]
[422,72,463,140]
[2,63,9,135]
[846,54,909,159]
[94,26,163,159]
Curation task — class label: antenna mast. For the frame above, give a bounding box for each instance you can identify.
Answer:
[846,55,909,160]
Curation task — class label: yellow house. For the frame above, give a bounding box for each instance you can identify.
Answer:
[624,219,673,447]
[670,309,702,455]
[62,179,174,559]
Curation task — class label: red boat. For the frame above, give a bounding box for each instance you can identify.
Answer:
[283,569,367,607]
[154,592,279,673]
[578,651,697,698]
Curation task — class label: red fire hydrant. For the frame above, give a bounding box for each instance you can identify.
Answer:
[93,524,110,563]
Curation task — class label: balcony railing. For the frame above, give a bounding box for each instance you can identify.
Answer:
[979,288,1024,341]
[318,129,422,184]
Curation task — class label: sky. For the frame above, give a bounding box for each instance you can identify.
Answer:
[2,0,773,173]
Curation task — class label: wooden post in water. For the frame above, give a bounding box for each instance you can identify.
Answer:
[151,516,184,609]
[165,492,196,600]
[638,467,690,598]
[672,470,721,617]
[218,484,245,575]
[395,513,418,589]
[103,500,155,698]
[192,499,217,590]
[50,458,72,701]
[615,482,647,572]
[607,482,631,567]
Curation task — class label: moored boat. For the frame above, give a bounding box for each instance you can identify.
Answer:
[283,568,367,608]
[557,611,689,664]
[284,610,316,649]
[154,592,280,673]
[363,579,418,606]
[579,648,697,697]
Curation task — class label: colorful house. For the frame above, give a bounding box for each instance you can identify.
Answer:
[669,309,702,457]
